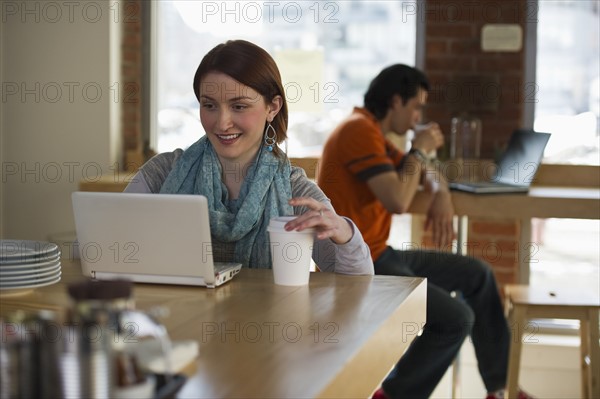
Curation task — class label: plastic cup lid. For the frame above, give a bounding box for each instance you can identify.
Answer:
[267,216,315,233]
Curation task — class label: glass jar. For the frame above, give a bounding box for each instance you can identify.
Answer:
[450,113,482,160]
[450,113,482,182]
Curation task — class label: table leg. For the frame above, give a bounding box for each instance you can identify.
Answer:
[588,309,600,399]
[580,319,590,399]
[451,215,468,399]
[456,215,468,255]
[518,218,532,284]
[506,305,525,399]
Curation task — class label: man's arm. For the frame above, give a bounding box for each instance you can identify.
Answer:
[367,120,455,248]
[366,152,426,214]
[366,122,443,214]
[423,161,455,248]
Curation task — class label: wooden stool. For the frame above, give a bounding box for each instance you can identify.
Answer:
[504,285,600,399]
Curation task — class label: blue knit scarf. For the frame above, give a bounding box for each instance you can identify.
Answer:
[160,136,293,268]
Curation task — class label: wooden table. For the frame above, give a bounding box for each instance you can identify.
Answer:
[409,186,600,282]
[77,163,599,284]
[0,259,426,399]
[409,186,600,220]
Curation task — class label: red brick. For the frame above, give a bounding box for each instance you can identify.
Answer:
[426,57,474,73]
[425,73,452,86]
[121,65,141,77]
[123,32,141,46]
[123,1,142,22]
[118,0,144,169]
[470,220,519,236]
[426,40,449,56]
[123,108,140,119]
[496,107,522,121]
[423,0,528,160]
[449,39,481,55]
[422,106,448,123]
[493,270,517,285]
[488,263,518,273]
[468,245,516,264]
[476,56,524,72]
[495,1,527,24]
[123,50,140,63]
[497,239,519,252]
[486,257,519,269]
[427,24,473,38]
[123,126,139,137]
[504,82,538,105]
[424,0,524,24]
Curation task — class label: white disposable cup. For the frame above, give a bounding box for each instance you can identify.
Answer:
[267,216,315,286]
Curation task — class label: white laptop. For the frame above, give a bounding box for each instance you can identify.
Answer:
[448,129,551,194]
[71,192,242,288]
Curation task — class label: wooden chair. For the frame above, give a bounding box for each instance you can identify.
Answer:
[504,284,600,399]
[290,157,320,181]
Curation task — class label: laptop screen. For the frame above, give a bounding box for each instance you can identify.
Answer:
[492,129,551,187]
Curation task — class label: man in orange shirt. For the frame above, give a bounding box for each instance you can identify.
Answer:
[319,65,529,399]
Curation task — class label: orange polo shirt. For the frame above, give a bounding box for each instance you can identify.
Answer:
[318,108,404,262]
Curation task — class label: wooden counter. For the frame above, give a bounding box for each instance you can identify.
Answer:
[78,162,599,222]
[78,172,136,192]
[408,186,600,220]
[0,258,426,399]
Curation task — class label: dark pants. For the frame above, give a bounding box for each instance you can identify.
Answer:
[375,247,510,399]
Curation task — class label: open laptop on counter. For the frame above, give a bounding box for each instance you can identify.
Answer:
[448,129,551,194]
[71,192,242,288]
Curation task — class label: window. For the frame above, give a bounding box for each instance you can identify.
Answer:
[529,1,599,323]
[535,1,599,165]
[530,218,599,294]
[152,1,416,156]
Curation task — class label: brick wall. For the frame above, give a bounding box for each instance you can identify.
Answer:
[421,0,531,286]
[420,0,531,290]
[467,218,521,286]
[120,0,144,171]
[423,0,528,160]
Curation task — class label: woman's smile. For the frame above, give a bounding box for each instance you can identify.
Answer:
[215,132,242,145]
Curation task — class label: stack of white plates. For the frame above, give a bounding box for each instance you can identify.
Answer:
[0,240,62,292]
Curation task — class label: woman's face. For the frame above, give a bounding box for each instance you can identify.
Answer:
[198,72,281,166]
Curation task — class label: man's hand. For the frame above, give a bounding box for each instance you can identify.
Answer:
[412,122,444,154]
[425,190,455,248]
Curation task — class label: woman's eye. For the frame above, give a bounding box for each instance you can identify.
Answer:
[233,104,247,111]
[201,102,215,109]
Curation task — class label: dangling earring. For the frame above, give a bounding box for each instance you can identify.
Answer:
[264,122,277,152]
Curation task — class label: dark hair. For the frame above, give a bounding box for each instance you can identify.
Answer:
[193,40,288,155]
[363,64,430,120]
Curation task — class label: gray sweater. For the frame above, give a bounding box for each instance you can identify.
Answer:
[124,151,373,275]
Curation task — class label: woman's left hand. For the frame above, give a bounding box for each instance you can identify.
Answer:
[285,197,353,244]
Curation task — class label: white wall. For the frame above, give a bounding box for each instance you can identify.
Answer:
[1,1,121,241]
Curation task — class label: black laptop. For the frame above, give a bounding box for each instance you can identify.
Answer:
[448,129,551,194]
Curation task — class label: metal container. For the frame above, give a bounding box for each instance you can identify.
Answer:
[0,311,64,398]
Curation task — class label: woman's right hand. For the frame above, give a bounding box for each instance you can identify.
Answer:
[285,197,353,245]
